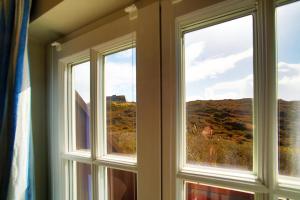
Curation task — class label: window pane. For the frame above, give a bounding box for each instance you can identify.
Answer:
[277,1,300,177]
[73,61,91,151]
[186,182,254,200]
[104,48,136,156]
[107,168,137,200]
[184,16,254,170]
[76,162,92,200]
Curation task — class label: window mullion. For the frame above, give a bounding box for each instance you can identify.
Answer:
[97,53,106,159]
[253,4,263,182]
[71,65,77,152]
[66,64,73,153]
[90,49,98,200]
[259,0,278,199]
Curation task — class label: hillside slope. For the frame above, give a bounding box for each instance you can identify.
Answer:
[109,98,300,175]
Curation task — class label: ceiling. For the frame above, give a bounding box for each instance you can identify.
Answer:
[29,0,135,44]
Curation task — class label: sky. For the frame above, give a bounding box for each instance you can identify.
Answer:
[105,48,136,102]
[184,15,254,101]
[185,1,300,101]
[74,61,90,103]
[73,1,300,103]
[277,1,300,101]
[73,48,136,103]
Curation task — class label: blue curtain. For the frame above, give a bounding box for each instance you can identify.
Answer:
[0,0,35,199]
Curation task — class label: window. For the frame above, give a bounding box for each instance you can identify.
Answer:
[51,5,162,197]
[69,61,92,198]
[276,0,300,178]
[61,35,139,200]
[73,162,92,200]
[168,0,300,199]
[107,168,137,200]
[186,182,254,200]
[184,15,254,171]
[72,61,91,152]
[49,0,300,200]
[104,48,137,157]
[176,5,259,197]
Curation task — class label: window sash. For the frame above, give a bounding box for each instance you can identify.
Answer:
[176,2,261,181]
[275,0,300,191]
[178,11,258,177]
[96,43,137,161]
[172,0,300,199]
[49,0,300,199]
[59,33,138,200]
[91,33,138,165]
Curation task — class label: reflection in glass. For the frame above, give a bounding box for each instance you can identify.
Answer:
[184,16,254,170]
[76,162,92,200]
[73,61,91,151]
[186,182,254,200]
[277,1,300,177]
[107,168,137,200]
[104,48,136,156]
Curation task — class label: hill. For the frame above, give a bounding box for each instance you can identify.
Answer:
[108,98,300,175]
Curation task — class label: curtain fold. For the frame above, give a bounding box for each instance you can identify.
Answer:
[0,0,35,199]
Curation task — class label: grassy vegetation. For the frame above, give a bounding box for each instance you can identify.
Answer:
[108,98,300,175]
[106,101,136,155]
[278,99,300,176]
[186,99,253,170]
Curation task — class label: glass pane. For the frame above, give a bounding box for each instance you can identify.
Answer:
[76,162,92,200]
[184,16,254,170]
[73,61,91,151]
[277,1,300,177]
[104,48,136,156]
[107,168,137,200]
[186,182,254,200]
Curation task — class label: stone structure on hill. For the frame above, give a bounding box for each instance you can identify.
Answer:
[106,95,126,102]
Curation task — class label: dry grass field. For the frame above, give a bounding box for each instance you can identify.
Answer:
[107,98,300,175]
[106,101,136,154]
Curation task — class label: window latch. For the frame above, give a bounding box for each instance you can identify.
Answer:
[125,4,138,21]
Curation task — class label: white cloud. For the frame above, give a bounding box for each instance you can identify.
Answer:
[202,75,253,100]
[186,62,300,101]
[105,61,136,101]
[278,62,300,100]
[185,41,205,67]
[186,48,253,82]
[105,62,136,85]
[73,58,137,103]
[278,62,300,72]
[74,62,90,103]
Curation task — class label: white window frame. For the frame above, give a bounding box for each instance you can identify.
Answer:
[59,33,138,200]
[274,0,300,198]
[47,0,300,199]
[176,4,261,181]
[172,0,300,199]
[49,3,162,200]
[92,34,137,165]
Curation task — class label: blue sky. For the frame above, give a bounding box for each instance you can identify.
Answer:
[73,48,136,103]
[185,1,300,101]
[184,15,254,101]
[277,1,300,101]
[74,61,90,103]
[74,1,300,103]
[105,48,136,102]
